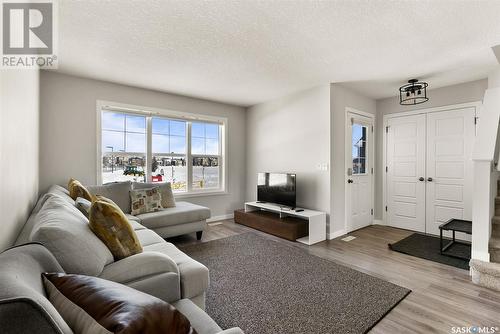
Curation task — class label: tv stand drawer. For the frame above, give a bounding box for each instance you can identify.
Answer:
[234,209,308,241]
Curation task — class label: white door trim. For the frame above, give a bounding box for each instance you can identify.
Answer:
[382,101,482,226]
[345,107,375,233]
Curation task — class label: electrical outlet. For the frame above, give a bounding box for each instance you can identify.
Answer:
[317,163,329,171]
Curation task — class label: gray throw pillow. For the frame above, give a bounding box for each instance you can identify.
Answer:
[75,197,92,218]
[133,182,176,209]
[87,181,132,214]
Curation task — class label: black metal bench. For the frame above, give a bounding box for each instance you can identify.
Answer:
[439,218,472,260]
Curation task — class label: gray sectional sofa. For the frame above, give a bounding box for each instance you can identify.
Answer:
[0,243,243,334]
[15,184,209,309]
[5,184,243,333]
[87,181,211,239]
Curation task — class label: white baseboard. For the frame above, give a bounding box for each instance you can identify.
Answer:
[207,213,234,223]
[327,229,346,240]
[373,219,384,225]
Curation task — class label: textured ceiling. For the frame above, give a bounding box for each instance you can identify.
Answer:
[57,0,500,106]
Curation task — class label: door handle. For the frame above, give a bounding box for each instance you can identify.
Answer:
[418,177,425,181]
[427,177,433,182]
[347,179,353,184]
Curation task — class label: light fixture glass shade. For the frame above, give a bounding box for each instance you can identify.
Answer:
[399,79,429,105]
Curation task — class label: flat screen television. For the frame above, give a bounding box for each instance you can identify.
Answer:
[257,172,296,208]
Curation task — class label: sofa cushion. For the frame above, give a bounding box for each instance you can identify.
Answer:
[43,273,197,334]
[15,193,56,246]
[136,202,211,229]
[47,184,75,205]
[136,229,165,247]
[129,220,147,231]
[89,197,143,261]
[130,187,162,215]
[144,242,209,299]
[87,181,132,214]
[30,195,114,276]
[133,182,176,208]
[125,213,141,222]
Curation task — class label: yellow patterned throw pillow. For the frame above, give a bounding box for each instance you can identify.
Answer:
[67,178,93,202]
[130,187,162,215]
[89,196,143,260]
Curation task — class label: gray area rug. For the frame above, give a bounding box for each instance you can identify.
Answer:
[181,233,410,334]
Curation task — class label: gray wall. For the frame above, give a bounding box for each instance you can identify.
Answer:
[0,70,40,251]
[330,84,376,234]
[245,85,331,219]
[375,79,488,220]
[39,71,246,218]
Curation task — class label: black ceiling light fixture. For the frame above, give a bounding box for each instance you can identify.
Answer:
[399,79,429,105]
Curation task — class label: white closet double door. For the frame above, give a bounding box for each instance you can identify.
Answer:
[386,107,475,235]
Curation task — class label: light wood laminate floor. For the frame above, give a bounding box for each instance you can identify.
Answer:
[170,221,500,333]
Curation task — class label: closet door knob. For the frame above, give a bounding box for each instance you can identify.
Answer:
[427,177,433,182]
[347,179,353,184]
[418,177,425,181]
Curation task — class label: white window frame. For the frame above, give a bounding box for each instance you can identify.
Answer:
[96,100,228,198]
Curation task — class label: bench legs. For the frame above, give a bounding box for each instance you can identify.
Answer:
[196,231,203,240]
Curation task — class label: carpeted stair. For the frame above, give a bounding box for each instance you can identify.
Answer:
[470,181,500,291]
[470,260,500,291]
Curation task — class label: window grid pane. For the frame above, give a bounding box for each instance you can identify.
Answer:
[352,124,367,175]
[151,155,187,192]
[192,156,219,189]
[102,111,222,191]
[152,117,187,154]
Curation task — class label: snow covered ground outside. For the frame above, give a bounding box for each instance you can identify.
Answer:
[102,166,219,191]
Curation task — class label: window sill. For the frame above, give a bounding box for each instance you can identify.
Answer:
[174,190,228,199]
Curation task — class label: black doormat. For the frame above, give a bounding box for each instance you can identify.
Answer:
[389,233,470,270]
[181,233,410,334]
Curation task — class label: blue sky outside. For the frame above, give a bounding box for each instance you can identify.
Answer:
[192,122,219,155]
[102,112,219,155]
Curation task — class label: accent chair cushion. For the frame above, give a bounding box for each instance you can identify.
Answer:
[89,196,143,261]
[68,179,93,202]
[42,273,197,334]
[133,182,176,208]
[87,181,132,214]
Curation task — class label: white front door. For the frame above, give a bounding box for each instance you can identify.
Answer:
[425,108,475,236]
[346,112,373,232]
[386,114,426,232]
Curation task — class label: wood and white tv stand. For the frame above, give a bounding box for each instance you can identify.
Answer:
[234,201,326,245]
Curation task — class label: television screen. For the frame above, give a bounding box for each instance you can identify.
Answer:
[257,173,296,208]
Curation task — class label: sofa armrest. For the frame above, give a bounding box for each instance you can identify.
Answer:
[99,252,181,302]
[99,251,179,283]
[218,328,245,334]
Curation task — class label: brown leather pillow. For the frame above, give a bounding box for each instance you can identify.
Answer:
[42,272,197,334]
